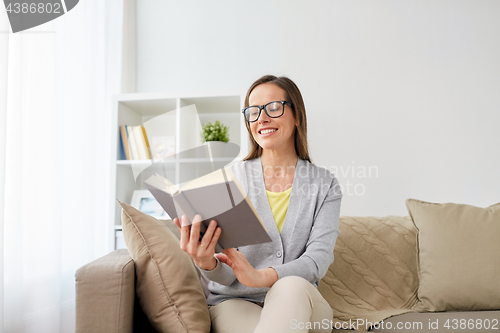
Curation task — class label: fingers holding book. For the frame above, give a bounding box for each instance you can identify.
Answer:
[175,214,222,271]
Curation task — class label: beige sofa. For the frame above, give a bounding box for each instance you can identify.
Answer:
[75,200,500,332]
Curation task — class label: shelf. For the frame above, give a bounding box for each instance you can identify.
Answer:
[111,92,247,251]
[179,157,236,163]
[116,157,236,165]
[117,159,175,165]
[119,98,177,117]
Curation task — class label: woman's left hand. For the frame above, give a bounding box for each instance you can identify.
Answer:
[215,248,278,288]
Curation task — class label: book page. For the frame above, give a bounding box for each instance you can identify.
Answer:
[143,174,178,195]
[180,167,234,191]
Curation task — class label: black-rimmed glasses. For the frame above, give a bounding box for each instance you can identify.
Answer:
[242,101,293,123]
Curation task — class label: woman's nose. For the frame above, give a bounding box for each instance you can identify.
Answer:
[259,107,270,123]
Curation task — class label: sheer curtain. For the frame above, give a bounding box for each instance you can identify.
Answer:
[0,1,126,331]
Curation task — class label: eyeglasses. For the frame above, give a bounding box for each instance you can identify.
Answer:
[242,101,293,123]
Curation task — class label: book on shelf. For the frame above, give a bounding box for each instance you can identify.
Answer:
[143,168,272,253]
[119,125,152,160]
[132,125,149,160]
[126,125,140,160]
[119,126,132,160]
[140,126,151,159]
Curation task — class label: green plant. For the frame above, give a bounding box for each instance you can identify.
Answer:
[201,121,229,143]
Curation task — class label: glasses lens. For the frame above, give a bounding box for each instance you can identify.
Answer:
[265,102,284,118]
[244,107,260,122]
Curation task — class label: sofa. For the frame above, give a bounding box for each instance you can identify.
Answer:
[75,199,500,332]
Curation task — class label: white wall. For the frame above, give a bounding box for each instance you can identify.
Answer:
[136,0,500,216]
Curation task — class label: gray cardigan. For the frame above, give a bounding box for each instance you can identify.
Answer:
[198,157,343,305]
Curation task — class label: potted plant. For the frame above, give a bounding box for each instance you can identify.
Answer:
[201,121,229,158]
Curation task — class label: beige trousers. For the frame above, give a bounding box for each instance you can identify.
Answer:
[209,276,333,333]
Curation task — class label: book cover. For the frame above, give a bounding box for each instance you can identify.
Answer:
[140,125,152,159]
[143,168,271,252]
[132,125,147,160]
[120,126,131,160]
[126,125,140,160]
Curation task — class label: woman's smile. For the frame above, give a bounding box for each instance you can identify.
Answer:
[258,127,278,136]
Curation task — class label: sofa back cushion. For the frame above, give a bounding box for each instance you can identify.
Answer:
[406,199,500,312]
[319,216,419,328]
[118,200,210,333]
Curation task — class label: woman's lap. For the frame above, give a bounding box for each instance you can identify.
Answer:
[209,276,333,333]
[209,298,263,333]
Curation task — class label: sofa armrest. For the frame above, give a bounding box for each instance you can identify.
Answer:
[75,249,135,333]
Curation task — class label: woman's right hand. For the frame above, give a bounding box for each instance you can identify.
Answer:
[173,214,222,270]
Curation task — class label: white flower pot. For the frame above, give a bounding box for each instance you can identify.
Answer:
[205,141,227,158]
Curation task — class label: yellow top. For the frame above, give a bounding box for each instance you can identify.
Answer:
[266,187,292,234]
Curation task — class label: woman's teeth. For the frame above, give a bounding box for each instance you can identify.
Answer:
[260,129,277,134]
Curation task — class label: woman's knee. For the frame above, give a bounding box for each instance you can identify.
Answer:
[271,275,310,292]
[265,275,312,304]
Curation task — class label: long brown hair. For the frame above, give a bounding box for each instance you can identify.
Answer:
[243,75,311,162]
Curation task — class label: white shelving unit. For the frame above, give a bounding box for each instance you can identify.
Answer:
[110,91,248,250]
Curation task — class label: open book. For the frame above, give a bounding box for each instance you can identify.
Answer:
[143,168,272,253]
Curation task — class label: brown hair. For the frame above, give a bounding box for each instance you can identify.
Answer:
[243,75,311,162]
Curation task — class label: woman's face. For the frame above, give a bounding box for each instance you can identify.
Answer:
[248,83,297,152]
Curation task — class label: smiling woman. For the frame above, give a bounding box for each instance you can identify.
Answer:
[243,75,311,163]
[174,75,343,333]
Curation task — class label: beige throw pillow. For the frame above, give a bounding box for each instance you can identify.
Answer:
[118,200,210,333]
[406,199,500,312]
[319,216,419,330]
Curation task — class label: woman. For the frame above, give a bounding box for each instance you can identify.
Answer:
[174,75,342,333]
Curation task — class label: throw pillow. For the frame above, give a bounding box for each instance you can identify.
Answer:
[319,216,419,331]
[118,200,210,333]
[406,199,500,312]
